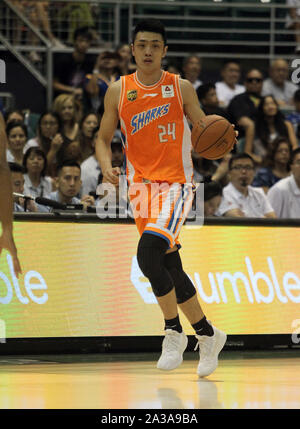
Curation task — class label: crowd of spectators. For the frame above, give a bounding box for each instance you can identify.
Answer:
[2,21,300,219]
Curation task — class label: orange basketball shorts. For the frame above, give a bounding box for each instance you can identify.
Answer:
[128,181,194,248]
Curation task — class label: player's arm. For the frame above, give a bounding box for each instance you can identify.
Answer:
[0,113,22,276]
[179,78,206,125]
[95,81,121,185]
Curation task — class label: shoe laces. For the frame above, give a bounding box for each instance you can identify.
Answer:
[162,330,182,353]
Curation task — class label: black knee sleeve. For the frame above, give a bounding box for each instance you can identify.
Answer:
[164,250,196,304]
[137,233,174,297]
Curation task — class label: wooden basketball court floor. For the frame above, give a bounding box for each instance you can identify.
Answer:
[0,350,299,409]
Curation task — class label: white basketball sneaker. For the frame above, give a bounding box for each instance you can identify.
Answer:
[195,323,227,377]
[157,329,188,371]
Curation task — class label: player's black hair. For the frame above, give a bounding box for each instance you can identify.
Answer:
[293,89,300,102]
[197,83,216,101]
[6,121,28,139]
[57,160,81,175]
[291,147,300,163]
[8,162,25,174]
[204,181,223,201]
[229,153,255,170]
[132,19,167,45]
[73,26,93,42]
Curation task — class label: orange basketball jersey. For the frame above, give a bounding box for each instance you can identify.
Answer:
[118,71,193,185]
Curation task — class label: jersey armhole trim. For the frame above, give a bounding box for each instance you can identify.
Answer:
[175,75,184,114]
[118,76,125,116]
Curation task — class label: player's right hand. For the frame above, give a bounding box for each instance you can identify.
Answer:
[0,229,22,278]
[103,167,121,186]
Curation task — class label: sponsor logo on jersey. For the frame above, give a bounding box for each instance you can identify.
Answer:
[127,90,138,101]
[162,84,174,98]
[130,103,170,135]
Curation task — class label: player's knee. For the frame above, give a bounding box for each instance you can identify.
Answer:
[164,251,196,304]
[137,233,173,297]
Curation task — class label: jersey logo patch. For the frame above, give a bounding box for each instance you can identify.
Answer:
[162,85,174,98]
[127,90,138,101]
[130,103,170,135]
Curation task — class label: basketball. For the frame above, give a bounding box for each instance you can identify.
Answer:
[191,115,236,160]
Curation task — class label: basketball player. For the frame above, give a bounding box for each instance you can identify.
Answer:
[0,112,22,277]
[96,19,228,377]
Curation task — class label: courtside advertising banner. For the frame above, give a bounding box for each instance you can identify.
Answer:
[0,221,299,337]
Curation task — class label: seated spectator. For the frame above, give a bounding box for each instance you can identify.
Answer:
[252,137,292,192]
[53,26,94,99]
[286,0,300,52]
[23,147,53,198]
[203,180,223,216]
[57,139,82,166]
[79,112,100,161]
[196,83,230,119]
[81,131,123,197]
[267,148,300,218]
[4,110,25,125]
[182,55,202,90]
[262,59,298,107]
[227,69,263,144]
[8,162,43,212]
[49,160,94,209]
[52,94,80,141]
[192,150,231,187]
[25,111,67,176]
[245,95,298,165]
[216,153,276,218]
[215,60,245,108]
[116,43,136,75]
[286,88,300,142]
[6,122,28,165]
[83,51,121,114]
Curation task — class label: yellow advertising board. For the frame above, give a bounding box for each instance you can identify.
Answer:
[0,221,299,337]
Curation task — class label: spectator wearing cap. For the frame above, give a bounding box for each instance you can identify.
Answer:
[267,147,300,218]
[84,51,121,115]
[216,153,276,218]
[196,83,230,120]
